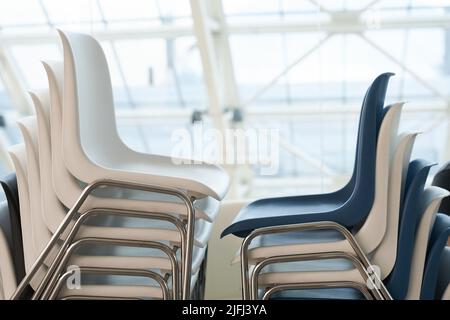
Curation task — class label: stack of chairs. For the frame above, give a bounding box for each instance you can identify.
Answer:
[0,29,448,301]
[0,30,230,300]
[222,73,450,300]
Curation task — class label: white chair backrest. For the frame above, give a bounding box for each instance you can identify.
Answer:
[31,90,67,232]
[59,30,126,172]
[8,144,33,271]
[17,116,52,253]
[370,132,417,277]
[355,103,404,253]
[43,60,91,209]
[8,144,48,289]
[406,186,449,299]
[58,30,229,200]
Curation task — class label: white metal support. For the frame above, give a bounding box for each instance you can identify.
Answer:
[190,0,225,134]
[1,13,449,44]
[207,0,240,113]
[205,0,253,198]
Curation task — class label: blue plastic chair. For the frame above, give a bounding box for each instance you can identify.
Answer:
[267,159,433,300]
[384,160,436,299]
[222,73,393,238]
[436,247,450,300]
[432,162,450,214]
[421,213,450,299]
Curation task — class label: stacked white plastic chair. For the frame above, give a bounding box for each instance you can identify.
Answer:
[7,30,229,300]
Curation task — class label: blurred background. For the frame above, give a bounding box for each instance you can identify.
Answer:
[0,0,449,201]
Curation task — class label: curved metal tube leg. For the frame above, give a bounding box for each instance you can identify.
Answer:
[261,281,374,300]
[11,179,196,300]
[33,208,185,300]
[39,238,178,300]
[60,296,143,300]
[249,251,383,300]
[240,221,391,300]
[49,266,169,300]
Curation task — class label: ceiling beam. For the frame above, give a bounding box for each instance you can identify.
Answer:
[0,13,450,45]
[226,14,450,34]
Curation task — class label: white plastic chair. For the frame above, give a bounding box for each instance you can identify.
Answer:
[58,31,228,299]
[406,187,449,299]
[13,31,229,300]
[43,60,220,224]
[10,142,176,299]
[32,88,212,247]
[31,89,214,295]
[58,30,229,200]
[18,113,206,298]
[8,144,47,290]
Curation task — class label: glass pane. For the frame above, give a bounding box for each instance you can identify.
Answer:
[113,37,206,109]
[0,0,47,26]
[98,0,160,22]
[9,44,60,90]
[42,0,102,25]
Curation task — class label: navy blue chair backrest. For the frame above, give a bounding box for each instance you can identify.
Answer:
[338,83,388,201]
[432,162,450,214]
[333,72,393,227]
[385,159,434,299]
[421,213,450,299]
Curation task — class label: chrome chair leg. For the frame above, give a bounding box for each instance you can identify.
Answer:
[11,179,196,300]
[39,238,178,300]
[48,266,170,300]
[249,252,384,300]
[261,281,375,300]
[33,207,185,300]
[240,221,392,300]
[60,296,143,300]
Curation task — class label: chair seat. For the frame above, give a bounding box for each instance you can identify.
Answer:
[58,269,200,299]
[59,284,165,299]
[81,185,221,223]
[258,258,361,284]
[232,230,346,264]
[82,151,230,201]
[259,260,366,300]
[268,287,366,300]
[263,257,355,273]
[222,194,349,238]
[83,212,213,248]
[71,244,207,275]
[257,229,345,247]
[75,217,213,248]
